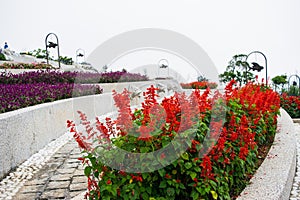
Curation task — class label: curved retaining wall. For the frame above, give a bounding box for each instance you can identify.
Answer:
[0,80,181,180]
[237,108,296,200]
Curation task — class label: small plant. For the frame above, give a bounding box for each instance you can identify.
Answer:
[280,93,300,118]
[59,56,73,65]
[219,54,255,85]
[197,75,208,82]
[32,48,48,59]
[0,53,6,61]
[288,85,299,96]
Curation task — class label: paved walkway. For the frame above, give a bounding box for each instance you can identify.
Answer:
[0,122,299,199]
[289,122,300,200]
[12,140,86,200]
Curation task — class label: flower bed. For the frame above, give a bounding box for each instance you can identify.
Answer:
[0,83,103,113]
[280,93,300,118]
[0,62,54,69]
[0,70,149,84]
[68,80,280,199]
[180,81,218,89]
[0,70,149,114]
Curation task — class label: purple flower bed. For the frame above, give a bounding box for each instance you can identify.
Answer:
[0,83,103,113]
[0,70,148,114]
[0,70,149,84]
[0,62,54,69]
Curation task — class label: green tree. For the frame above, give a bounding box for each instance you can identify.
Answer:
[271,75,287,93]
[219,54,255,85]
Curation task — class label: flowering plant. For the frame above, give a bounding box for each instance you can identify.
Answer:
[68,81,280,199]
[0,70,149,84]
[181,81,218,89]
[0,62,53,69]
[280,93,300,118]
[0,83,102,113]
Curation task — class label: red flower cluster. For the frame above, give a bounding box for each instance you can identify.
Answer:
[280,93,300,118]
[67,80,281,199]
[181,81,218,89]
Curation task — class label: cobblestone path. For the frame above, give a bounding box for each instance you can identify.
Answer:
[13,140,86,200]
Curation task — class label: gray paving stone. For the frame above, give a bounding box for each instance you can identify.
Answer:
[56,168,76,174]
[70,182,86,191]
[69,154,81,159]
[52,154,68,159]
[50,174,72,181]
[74,170,84,176]
[24,178,47,186]
[40,188,68,199]
[70,190,85,198]
[46,181,70,190]
[63,163,79,168]
[13,192,41,200]
[72,176,87,183]
[77,164,84,170]
[66,158,81,164]
[19,185,43,193]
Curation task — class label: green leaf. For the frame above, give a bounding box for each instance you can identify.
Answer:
[158,168,166,177]
[179,183,186,189]
[190,172,197,179]
[140,147,150,153]
[84,166,92,176]
[184,162,193,169]
[210,190,218,200]
[159,181,167,188]
[142,192,149,200]
[181,152,189,160]
[166,187,175,196]
[194,166,201,172]
[191,190,199,200]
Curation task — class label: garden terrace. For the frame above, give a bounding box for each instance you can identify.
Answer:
[67,81,285,199]
[0,80,180,180]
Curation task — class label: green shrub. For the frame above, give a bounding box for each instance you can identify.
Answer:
[0,53,6,61]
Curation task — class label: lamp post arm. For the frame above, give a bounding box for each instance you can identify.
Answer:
[246,51,267,85]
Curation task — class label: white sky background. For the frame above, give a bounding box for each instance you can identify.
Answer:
[1,0,300,82]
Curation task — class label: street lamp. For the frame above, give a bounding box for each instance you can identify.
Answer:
[45,33,61,68]
[76,48,85,64]
[157,59,169,79]
[246,51,267,85]
[288,74,300,96]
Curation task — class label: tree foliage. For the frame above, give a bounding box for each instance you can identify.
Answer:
[271,75,287,93]
[219,54,255,85]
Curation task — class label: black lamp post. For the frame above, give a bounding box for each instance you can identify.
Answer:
[246,51,267,84]
[45,33,61,68]
[158,59,169,79]
[76,48,85,64]
[288,74,300,96]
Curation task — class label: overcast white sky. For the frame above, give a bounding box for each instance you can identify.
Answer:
[1,0,300,81]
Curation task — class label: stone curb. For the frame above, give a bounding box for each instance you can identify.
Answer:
[237,108,296,200]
